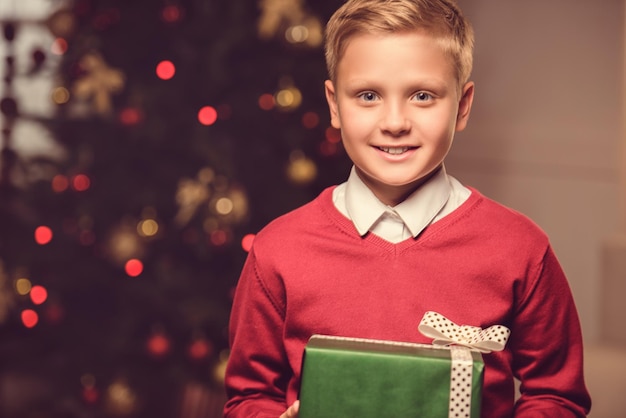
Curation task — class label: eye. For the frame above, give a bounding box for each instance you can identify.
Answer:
[357,91,379,102]
[414,91,433,102]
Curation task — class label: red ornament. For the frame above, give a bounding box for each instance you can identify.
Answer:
[72,174,91,191]
[156,60,176,80]
[125,259,143,277]
[258,93,275,111]
[210,229,229,246]
[241,234,255,252]
[43,302,65,324]
[21,309,39,328]
[82,386,100,404]
[147,332,170,358]
[302,111,319,129]
[161,5,183,23]
[52,174,69,192]
[30,285,48,305]
[325,126,341,143]
[34,226,53,245]
[198,106,218,126]
[119,107,143,125]
[319,140,339,157]
[188,337,213,361]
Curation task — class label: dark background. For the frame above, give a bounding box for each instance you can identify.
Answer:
[0,0,349,416]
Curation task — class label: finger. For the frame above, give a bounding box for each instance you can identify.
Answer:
[280,400,300,418]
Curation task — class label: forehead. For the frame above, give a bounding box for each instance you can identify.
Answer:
[336,31,457,84]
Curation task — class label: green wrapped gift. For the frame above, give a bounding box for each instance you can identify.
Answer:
[298,335,484,418]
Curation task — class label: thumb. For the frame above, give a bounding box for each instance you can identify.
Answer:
[281,400,300,418]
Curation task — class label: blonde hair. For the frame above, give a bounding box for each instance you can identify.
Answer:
[324,0,474,86]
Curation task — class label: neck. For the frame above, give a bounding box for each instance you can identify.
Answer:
[355,166,443,207]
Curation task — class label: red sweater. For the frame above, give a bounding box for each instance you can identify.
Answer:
[224,187,591,417]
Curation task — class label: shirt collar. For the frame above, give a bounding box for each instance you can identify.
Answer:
[345,165,452,237]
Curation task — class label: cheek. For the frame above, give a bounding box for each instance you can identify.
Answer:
[419,108,457,140]
[339,108,375,136]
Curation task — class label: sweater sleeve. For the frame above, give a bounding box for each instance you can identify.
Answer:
[223,248,290,418]
[510,245,591,417]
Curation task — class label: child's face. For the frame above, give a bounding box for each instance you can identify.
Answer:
[325,30,474,205]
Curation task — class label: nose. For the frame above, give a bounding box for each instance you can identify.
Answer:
[380,102,411,136]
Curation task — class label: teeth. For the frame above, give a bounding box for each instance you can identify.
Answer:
[379,146,409,155]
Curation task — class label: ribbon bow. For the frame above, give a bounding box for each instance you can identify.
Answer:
[418,311,510,353]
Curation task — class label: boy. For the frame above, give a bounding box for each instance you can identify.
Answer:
[224,0,592,417]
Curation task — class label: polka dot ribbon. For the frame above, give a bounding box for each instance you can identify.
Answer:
[418,311,511,353]
[448,345,475,418]
[418,312,510,418]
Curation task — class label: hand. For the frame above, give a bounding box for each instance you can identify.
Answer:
[279,400,300,418]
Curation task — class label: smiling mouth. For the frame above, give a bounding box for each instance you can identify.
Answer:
[377,146,414,155]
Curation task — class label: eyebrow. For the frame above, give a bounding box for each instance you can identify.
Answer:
[342,77,450,93]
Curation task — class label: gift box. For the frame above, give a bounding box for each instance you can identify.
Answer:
[298,334,484,418]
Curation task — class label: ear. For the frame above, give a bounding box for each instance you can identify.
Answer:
[455,81,475,132]
[324,80,341,129]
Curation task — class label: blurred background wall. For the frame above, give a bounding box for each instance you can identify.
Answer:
[0,0,624,417]
[455,0,625,345]
[453,2,626,417]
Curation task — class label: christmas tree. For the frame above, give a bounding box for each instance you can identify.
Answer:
[0,0,348,416]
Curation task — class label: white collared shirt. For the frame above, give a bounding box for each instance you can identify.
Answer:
[332,166,471,243]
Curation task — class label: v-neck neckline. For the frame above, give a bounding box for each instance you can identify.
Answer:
[319,186,483,254]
